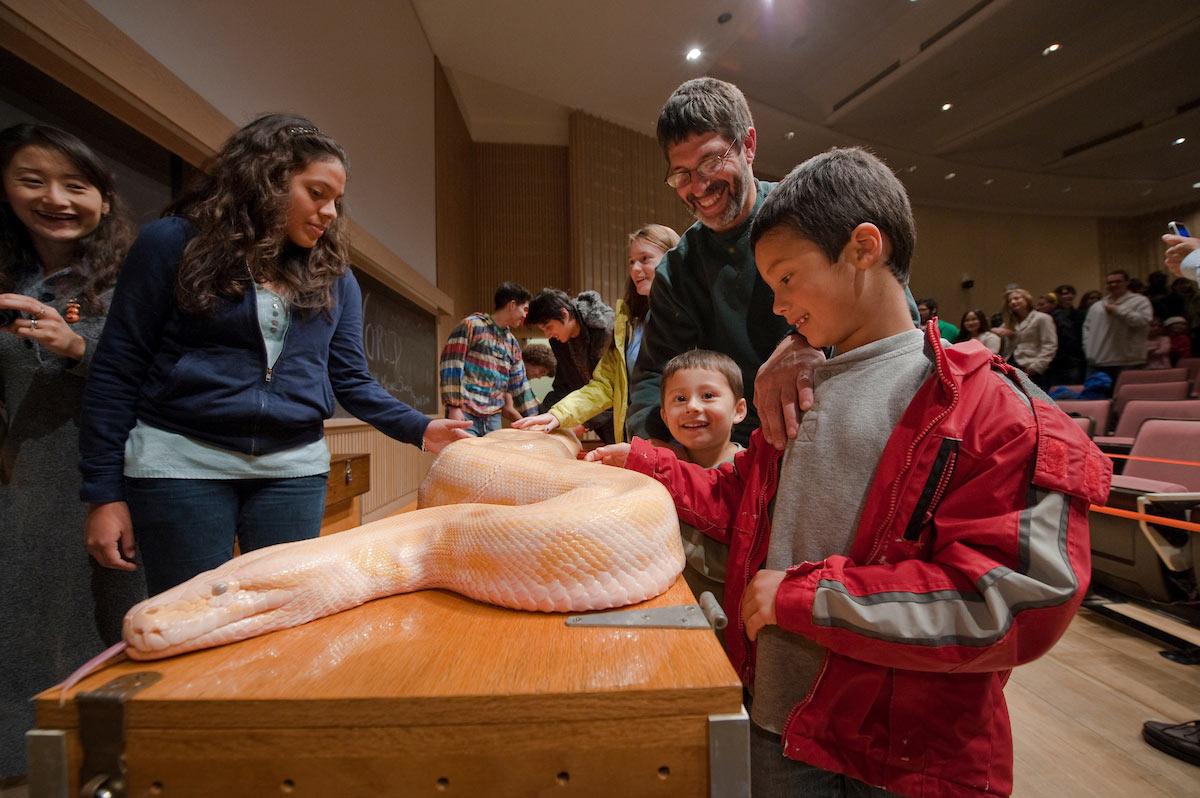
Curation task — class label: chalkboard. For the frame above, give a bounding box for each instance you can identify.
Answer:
[334,266,438,416]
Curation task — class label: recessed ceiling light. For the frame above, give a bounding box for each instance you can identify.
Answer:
[944,172,956,180]
[686,47,702,61]
[907,165,917,173]
[1193,182,1200,189]
[1173,136,1187,146]
[784,131,795,140]
[941,102,953,111]
[718,11,733,24]
[1143,188,1154,196]
[1023,183,1031,190]
[1042,43,1061,56]
[983,178,994,185]
[1062,186,1072,193]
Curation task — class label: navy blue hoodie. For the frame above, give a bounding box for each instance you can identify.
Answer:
[80,217,429,503]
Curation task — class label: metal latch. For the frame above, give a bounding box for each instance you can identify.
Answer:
[566,590,728,630]
[343,459,354,485]
[76,672,161,798]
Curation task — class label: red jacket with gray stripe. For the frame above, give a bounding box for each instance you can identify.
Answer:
[625,323,1111,798]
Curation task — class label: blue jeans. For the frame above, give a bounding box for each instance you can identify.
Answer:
[751,723,900,798]
[464,411,502,437]
[125,475,328,596]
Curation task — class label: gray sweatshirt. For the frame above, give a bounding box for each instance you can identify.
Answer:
[751,328,931,734]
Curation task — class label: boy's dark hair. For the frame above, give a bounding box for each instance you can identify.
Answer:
[521,343,556,377]
[661,349,744,402]
[750,147,915,284]
[918,297,939,316]
[656,78,754,155]
[1054,283,1076,295]
[494,281,531,310]
[526,288,574,326]
[1107,269,1130,281]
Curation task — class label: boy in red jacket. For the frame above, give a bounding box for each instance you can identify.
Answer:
[590,147,1110,797]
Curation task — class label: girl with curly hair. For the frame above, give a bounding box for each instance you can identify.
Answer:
[0,122,144,779]
[80,114,469,596]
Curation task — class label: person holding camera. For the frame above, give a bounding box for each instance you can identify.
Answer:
[0,123,146,781]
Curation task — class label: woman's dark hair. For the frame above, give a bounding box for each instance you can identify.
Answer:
[622,224,679,326]
[954,308,989,343]
[166,113,349,316]
[526,288,576,327]
[0,123,132,313]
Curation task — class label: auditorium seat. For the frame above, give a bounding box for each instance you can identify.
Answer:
[1055,399,1111,437]
[1176,356,1200,381]
[1112,381,1190,415]
[1113,367,1188,394]
[1070,415,1093,436]
[1092,399,1200,450]
[1090,419,1200,603]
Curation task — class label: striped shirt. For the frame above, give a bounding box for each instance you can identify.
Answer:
[439,312,537,417]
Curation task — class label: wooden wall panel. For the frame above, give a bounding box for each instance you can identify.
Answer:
[472,142,570,307]
[568,112,694,306]
[1099,201,1200,281]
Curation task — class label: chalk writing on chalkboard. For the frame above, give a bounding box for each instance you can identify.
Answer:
[335,267,438,416]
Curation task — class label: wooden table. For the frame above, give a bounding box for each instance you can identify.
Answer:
[31,577,746,797]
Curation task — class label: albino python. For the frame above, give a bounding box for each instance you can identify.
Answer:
[121,429,684,660]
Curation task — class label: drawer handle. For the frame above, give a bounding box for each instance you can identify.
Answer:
[344,461,353,485]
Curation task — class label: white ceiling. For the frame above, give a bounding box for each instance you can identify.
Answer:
[413,0,1200,218]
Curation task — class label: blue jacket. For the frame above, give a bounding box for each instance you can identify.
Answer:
[79,217,430,503]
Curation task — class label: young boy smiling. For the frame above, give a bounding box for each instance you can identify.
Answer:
[595,148,1109,797]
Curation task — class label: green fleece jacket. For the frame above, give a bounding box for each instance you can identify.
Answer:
[547,299,636,442]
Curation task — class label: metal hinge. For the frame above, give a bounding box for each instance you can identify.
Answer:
[76,672,162,798]
[566,590,728,630]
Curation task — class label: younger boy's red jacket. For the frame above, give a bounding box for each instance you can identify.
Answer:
[625,324,1111,798]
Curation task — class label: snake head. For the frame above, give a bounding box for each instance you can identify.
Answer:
[124,570,297,659]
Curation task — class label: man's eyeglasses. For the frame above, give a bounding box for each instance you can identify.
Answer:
[665,139,738,189]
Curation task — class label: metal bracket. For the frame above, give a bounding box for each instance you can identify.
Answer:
[566,591,728,630]
[708,707,750,798]
[26,729,68,798]
[76,671,161,798]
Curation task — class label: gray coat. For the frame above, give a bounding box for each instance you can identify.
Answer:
[0,273,146,778]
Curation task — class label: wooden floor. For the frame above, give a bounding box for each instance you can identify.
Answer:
[4,608,1196,798]
[1009,608,1200,797]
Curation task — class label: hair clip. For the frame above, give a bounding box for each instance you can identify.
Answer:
[287,125,320,136]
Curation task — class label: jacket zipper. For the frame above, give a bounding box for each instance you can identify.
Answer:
[248,289,293,455]
[864,331,961,564]
[901,438,960,541]
[738,452,780,680]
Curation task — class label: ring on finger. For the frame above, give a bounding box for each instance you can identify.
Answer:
[30,318,39,330]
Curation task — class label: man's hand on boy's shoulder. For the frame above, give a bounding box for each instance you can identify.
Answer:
[754,334,825,450]
[741,569,786,641]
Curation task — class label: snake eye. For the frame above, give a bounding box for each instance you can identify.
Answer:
[212,582,228,596]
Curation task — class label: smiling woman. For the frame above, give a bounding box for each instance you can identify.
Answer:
[79,113,471,601]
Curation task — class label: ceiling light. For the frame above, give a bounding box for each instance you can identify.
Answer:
[1062,186,1071,193]
[907,165,917,173]
[686,48,702,61]
[941,102,953,111]
[1023,183,1031,190]
[1143,188,1154,196]
[1042,43,1060,56]
[718,11,732,24]
[1193,182,1200,189]
[944,172,956,180]
[784,131,795,140]
[983,178,994,185]
[1173,137,1187,146]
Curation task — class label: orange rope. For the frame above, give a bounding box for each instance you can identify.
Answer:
[1089,504,1200,533]
[1104,453,1200,468]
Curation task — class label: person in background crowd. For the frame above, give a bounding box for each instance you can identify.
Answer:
[0,122,145,780]
[1082,269,1152,384]
[953,308,1001,354]
[521,343,556,380]
[1079,289,1103,315]
[1034,292,1056,315]
[917,296,959,341]
[993,287,1057,388]
[525,287,617,444]
[1045,291,1085,386]
[439,281,538,437]
[1163,316,1191,366]
[515,224,680,442]
[80,114,470,599]
[1144,318,1172,369]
